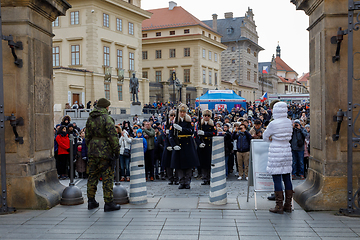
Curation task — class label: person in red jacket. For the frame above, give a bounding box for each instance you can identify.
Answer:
[56,125,70,180]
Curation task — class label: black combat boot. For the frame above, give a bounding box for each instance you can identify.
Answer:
[88,198,99,210]
[104,201,121,212]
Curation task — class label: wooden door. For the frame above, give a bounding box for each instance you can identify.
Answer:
[72,93,79,105]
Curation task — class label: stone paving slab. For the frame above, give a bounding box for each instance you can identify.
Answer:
[1,178,360,239]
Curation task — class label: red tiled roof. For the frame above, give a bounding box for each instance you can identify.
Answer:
[279,76,298,84]
[142,6,216,33]
[275,56,296,73]
[298,72,310,82]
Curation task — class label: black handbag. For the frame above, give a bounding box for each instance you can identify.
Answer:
[122,148,131,157]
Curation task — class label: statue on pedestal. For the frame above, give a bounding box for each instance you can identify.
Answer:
[129,73,139,103]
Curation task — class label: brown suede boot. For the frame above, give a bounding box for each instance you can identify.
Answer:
[283,190,294,213]
[269,191,284,214]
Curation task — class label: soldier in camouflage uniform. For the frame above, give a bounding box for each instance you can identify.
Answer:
[85,98,121,212]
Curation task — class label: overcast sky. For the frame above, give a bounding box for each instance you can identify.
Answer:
[142,0,309,76]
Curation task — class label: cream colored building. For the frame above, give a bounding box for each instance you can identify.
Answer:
[52,0,151,121]
[141,2,227,105]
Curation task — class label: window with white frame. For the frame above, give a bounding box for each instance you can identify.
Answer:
[215,72,218,85]
[103,13,109,27]
[53,46,60,67]
[169,49,176,58]
[209,71,212,84]
[116,18,122,31]
[70,11,79,25]
[117,49,123,69]
[129,52,134,71]
[214,53,218,62]
[103,46,110,66]
[71,45,80,65]
[202,69,206,83]
[208,51,212,60]
[184,48,190,57]
[184,69,190,82]
[156,50,162,59]
[104,84,110,100]
[128,22,134,35]
[117,85,123,101]
[202,49,206,58]
[142,51,148,60]
[155,71,162,82]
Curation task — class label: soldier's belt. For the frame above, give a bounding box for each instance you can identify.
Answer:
[178,135,192,138]
[204,137,212,140]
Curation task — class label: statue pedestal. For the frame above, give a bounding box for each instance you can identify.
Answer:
[130,102,142,116]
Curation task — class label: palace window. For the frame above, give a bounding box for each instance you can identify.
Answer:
[129,52,134,71]
[142,51,148,60]
[155,71,162,82]
[103,13,109,27]
[128,22,134,35]
[53,46,60,67]
[184,69,190,82]
[103,46,110,66]
[117,50,123,69]
[71,45,80,65]
[156,50,162,59]
[70,11,79,25]
[169,49,176,58]
[116,18,122,31]
[53,17,59,27]
[104,84,110,100]
[184,48,190,57]
[117,85,123,101]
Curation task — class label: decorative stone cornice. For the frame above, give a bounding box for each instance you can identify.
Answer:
[291,0,323,16]
[2,0,72,21]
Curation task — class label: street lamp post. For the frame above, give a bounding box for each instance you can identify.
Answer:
[171,69,176,103]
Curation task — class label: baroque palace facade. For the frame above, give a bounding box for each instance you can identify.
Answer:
[52,0,151,121]
[142,2,227,105]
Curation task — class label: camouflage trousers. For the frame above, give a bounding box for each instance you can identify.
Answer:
[87,157,114,203]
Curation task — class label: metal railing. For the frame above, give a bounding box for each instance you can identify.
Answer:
[64,108,127,118]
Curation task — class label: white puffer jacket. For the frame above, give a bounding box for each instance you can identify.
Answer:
[119,130,132,155]
[263,102,293,175]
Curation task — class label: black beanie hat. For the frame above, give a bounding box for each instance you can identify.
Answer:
[97,98,111,108]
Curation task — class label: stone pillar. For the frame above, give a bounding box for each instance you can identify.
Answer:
[1,0,71,209]
[181,85,187,104]
[162,82,170,103]
[291,0,360,210]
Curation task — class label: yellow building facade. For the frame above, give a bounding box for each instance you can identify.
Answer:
[52,0,151,122]
[141,2,227,106]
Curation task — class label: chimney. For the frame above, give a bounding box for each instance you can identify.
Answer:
[224,12,233,19]
[169,1,177,10]
[212,14,218,31]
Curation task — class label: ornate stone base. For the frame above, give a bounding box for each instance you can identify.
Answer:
[294,168,349,211]
[4,159,65,210]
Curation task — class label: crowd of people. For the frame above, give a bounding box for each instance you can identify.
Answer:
[54,99,310,212]
[54,100,310,183]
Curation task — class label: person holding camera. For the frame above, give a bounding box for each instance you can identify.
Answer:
[249,120,264,139]
[291,119,308,180]
[232,123,252,180]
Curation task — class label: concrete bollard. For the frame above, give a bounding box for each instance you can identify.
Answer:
[129,138,147,204]
[209,136,227,205]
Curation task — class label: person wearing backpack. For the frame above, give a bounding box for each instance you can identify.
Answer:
[290,119,308,180]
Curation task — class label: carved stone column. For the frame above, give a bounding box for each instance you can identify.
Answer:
[1,0,71,209]
[291,0,360,210]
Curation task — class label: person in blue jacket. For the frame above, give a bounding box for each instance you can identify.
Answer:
[135,128,147,153]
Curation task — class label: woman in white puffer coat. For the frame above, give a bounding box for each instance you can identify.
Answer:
[263,102,293,214]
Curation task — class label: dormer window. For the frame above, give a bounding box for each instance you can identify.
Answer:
[227,27,234,34]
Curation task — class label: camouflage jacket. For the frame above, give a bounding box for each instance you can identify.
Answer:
[85,107,120,159]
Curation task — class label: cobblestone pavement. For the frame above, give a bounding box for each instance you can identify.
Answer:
[0,173,359,240]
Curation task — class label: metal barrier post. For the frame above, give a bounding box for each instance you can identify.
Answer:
[209,136,227,205]
[129,138,147,204]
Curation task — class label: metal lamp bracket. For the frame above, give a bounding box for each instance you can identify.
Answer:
[332,109,346,141]
[5,114,24,144]
[331,27,349,63]
[2,35,23,68]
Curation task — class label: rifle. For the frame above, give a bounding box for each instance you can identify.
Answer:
[198,108,204,144]
[174,107,180,145]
